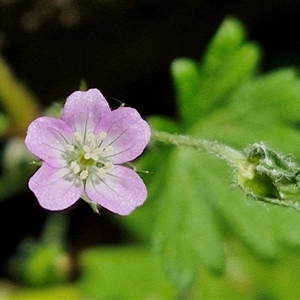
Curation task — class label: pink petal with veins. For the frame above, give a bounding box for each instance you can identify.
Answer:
[29,163,83,210]
[62,89,111,135]
[85,165,147,215]
[95,107,150,164]
[25,117,73,168]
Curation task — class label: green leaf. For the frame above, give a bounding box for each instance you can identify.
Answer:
[172,18,260,128]
[224,68,300,124]
[197,154,278,260]
[186,68,300,257]
[269,206,300,248]
[186,70,300,169]
[202,18,246,72]
[171,58,201,127]
[147,114,180,133]
[79,247,175,299]
[197,42,259,116]
[153,148,225,290]
[147,18,300,292]
[117,115,178,242]
[193,69,300,153]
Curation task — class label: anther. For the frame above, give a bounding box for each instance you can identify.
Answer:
[97,168,106,178]
[104,145,114,152]
[74,132,82,142]
[99,132,107,140]
[70,161,80,174]
[87,133,95,142]
[104,162,113,170]
[80,170,89,180]
[66,144,75,152]
[83,145,92,159]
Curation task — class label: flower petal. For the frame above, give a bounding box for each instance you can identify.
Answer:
[25,116,73,167]
[29,163,83,210]
[61,89,111,135]
[85,165,147,215]
[95,107,150,164]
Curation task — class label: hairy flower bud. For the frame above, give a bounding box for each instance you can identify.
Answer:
[236,143,300,201]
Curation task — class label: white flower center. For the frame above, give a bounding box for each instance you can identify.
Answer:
[65,131,114,181]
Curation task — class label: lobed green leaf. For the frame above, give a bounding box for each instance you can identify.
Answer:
[153,148,225,289]
[79,247,175,299]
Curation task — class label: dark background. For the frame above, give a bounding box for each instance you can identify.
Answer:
[1,0,300,279]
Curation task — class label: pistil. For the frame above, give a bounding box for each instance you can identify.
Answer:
[67,130,113,181]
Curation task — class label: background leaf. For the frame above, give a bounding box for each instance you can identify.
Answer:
[140,17,300,293]
[117,115,179,242]
[153,148,225,290]
[79,247,175,299]
[172,18,260,129]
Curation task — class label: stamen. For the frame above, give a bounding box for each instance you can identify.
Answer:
[66,144,75,151]
[66,130,115,182]
[74,132,82,142]
[83,145,102,161]
[83,145,92,159]
[104,162,113,170]
[104,145,114,152]
[97,168,106,178]
[70,161,80,174]
[80,170,89,180]
[99,132,107,140]
[87,132,95,142]
[89,138,96,151]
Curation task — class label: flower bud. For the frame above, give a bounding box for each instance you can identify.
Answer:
[236,143,300,201]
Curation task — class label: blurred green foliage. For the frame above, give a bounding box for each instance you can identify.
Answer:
[80,247,176,299]
[2,17,300,299]
[0,56,39,136]
[121,17,300,297]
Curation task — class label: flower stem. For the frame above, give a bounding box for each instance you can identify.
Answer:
[81,193,100,214]
[253,195,300,213]
[151,129,245,167]
[151,129,300,214]
[41,212,69,245]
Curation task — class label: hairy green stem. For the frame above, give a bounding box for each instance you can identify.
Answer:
[151,129,300,214]
[254,195,300,213]
[151,129,245,167]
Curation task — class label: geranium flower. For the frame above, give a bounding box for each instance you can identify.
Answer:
[25,89,150,215]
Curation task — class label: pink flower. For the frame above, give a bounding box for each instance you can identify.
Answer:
[25,89,150,215]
